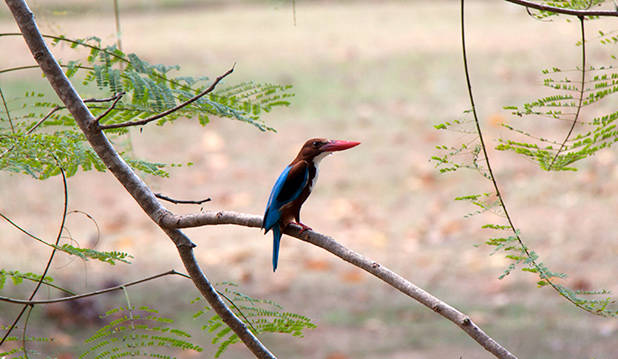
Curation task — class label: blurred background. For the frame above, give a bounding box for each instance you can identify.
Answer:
[1,0,617,358]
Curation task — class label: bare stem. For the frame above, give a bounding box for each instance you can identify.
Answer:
[0,270,186,305]
[113,0,122,52]
[504,0,618,17]
[0,160,67,346]
[99,66,234,130]
[159,209,518,359]
[460,0,595,315]
[547,16,586,170]
[4,1,274,357]
[0,92,131,160]
[95,91,125,123]
[155,192,212,205]
[0,86,15,133]
[21,304,33,359]
[0,269,257,334]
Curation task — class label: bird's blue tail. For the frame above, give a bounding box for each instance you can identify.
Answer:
[272,225,282,272]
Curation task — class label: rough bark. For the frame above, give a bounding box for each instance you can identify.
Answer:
[4,1,520,358]
[4,1,275,358]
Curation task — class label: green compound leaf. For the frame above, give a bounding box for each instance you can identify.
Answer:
[193,282,316,358]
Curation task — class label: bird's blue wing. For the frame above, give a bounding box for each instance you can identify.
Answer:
[262,161,309,233]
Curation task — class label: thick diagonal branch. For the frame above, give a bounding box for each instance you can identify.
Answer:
[5,1,517,358]
[158,210,518,359]
[4,1,275,358]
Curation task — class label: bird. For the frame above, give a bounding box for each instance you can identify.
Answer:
[262,138,360,271]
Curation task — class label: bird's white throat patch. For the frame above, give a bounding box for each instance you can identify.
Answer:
[313,151,332,166]
[310,151,332,190]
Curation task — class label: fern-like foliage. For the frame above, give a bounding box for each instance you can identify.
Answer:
[0,130,106,179]
[55,243,132,265]
[499,66,618,171]
[0,33,293,180]
[0,269,53,289]
[0,327,51,359]
[0,269,77,295]
[526,0,607,19]
[193,282,316,358]
[434,112,617,317]
[432,4,617,317]
[498,8,617,171]
[80,305,203,359]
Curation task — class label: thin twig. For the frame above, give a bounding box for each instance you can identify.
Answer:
[22,304,33,359]
[99,65,235,130]
[0,33,196,92]
[459,0,594,315]
[95,91,125,123]
[0,270,185,305]
[113,0,122,52]
[155,192,211,205]
[547,16,586,170]
[0,268,258,334]
[68,209,101,248]
[5,1,519,357]
[5,2,274,355]
[0,63,95,75]
[158,209,518,359]
[121,286,135,330]
[1,271,75,295]
[0,211,61,248]
[28,92,127,132]
[0,86,15,133]
[0,92,129,160]
[0,158,67,346]
[83,93,127,104]
[504,0,618,17]
[27,105,61,133]
[525,6,554,22]
[214,287,259,334]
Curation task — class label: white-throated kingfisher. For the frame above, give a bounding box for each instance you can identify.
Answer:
[262,138,360,271]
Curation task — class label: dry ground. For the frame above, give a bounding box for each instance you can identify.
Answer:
[1,1,617,358]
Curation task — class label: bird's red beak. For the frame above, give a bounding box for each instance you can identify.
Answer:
[319,140,361,152]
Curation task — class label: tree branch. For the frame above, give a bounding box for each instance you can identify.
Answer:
[0,86,15,133]
[0,269,185,305]
[0,92,133,160]
[155,192,211,205]
[4,1,518,357]
[158,210,518,359]
[461,0,599,316]
[504,0,618,17]
[4,1,275,358]
[0,271,75,295]
[98,65,235,130]
[95,91,125,123]
[547,16,586,170]
[0,268,258,333]
[0,158,67,346]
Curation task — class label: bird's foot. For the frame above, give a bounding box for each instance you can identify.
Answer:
[292,222,312,233]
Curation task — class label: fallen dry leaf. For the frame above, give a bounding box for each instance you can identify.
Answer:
[304,258,332,271]
[326,352,350,359]
[340,268,365,283]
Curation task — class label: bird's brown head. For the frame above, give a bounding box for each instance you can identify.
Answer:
[294,138,360,162]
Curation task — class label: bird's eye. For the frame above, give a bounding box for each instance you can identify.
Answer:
[312,141,320,147]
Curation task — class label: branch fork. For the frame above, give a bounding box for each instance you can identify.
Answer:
[4,0,518,358]
[98,65,235,130]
